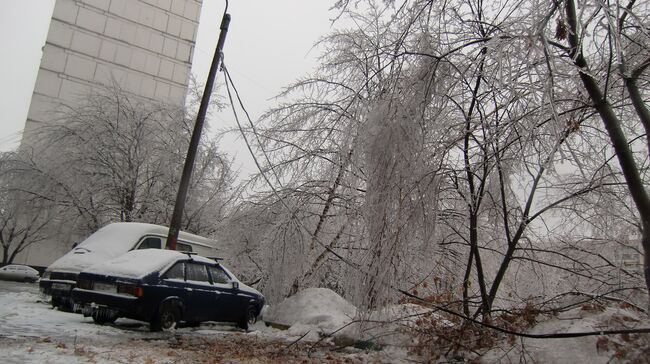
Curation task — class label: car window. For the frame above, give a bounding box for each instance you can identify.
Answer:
[208,265,230,284]
[137,237,162,250]
[175,242,193,252]
[163,262,185,280]
[185,263,209,283]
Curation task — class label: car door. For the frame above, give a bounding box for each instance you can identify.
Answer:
[5,266,20,280]
[208,264,246,322]
[184,262,217,322]
[0,266,10,280]
[158,262,190,317]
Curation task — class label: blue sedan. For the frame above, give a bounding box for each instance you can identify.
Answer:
[71,249,264,331]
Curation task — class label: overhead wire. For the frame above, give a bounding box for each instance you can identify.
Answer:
[222,62,361,270]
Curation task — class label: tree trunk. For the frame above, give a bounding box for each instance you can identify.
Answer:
[462,248,474,317]
[566,0,650,299]
[624,77,650,160]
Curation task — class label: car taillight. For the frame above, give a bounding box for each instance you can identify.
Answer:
[117,284,144,297]
[77,279,93,290]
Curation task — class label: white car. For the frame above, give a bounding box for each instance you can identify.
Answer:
[0,264,40,283]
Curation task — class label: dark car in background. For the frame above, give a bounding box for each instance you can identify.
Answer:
[71,249,264,331]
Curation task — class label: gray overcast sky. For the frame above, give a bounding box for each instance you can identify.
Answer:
[0,0,335,175]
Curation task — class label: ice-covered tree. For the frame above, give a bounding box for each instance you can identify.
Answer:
[12,82,234,239]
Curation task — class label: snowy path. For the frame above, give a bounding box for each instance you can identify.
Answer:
[0,281,397,363]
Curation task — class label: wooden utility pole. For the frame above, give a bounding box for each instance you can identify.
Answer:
[166,8,231,250]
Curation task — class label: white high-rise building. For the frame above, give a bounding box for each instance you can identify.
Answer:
[25,0,202,135]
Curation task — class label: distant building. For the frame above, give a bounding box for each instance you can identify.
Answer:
[613,236,643,275]
[15,0,203,267]
[24,0,202,136]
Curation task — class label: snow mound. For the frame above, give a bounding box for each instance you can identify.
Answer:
[264,288,356,336]
[482,305,650,363]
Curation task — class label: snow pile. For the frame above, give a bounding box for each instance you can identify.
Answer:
[482,304,650,363]
[263,288,447,348]
[264,288,356,339]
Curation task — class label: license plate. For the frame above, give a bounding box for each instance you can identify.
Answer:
[51,283,71,291]
[94,282,115,293]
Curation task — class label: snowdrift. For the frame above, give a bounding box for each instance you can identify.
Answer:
[263,288,356,340]
[481,304,650,363]
[263,288,443,346]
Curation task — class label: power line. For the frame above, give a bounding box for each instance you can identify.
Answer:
[222,62,360,270]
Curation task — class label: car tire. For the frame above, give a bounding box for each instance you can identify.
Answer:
[92,310,118,325]
[151,303,180,332]
[237,306,257,331]
[51,297,72,312]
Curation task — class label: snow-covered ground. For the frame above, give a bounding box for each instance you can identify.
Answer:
[481,304,650,363]
[0,282,408,363]
[2,280,648,363]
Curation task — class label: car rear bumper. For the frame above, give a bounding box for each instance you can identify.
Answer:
[40,278,77,297]
[79,302,120,320]
[72,288,145,319]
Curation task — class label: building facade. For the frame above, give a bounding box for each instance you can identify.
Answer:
[25,0,202,134]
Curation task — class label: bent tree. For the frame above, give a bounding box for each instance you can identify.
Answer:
[560,0,650,299]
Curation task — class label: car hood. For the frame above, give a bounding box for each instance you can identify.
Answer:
[219,265,263,299]
[238,281,263,298]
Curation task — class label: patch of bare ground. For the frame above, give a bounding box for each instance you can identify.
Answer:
[160,333,392,364]
[2,332,399,363]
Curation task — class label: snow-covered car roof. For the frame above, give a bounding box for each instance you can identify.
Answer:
[46,222,216,273]
[78,222,215,252]
[81,249,216,279]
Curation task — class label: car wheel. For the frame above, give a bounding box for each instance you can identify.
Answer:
[151,303,180,332]
[92,310,117,325]
[238,306,257,331]
[51,297,72,312]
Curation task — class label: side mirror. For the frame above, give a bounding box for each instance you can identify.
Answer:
[232,281,239,290]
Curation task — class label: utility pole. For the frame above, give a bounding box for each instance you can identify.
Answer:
[166,8,231,250]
